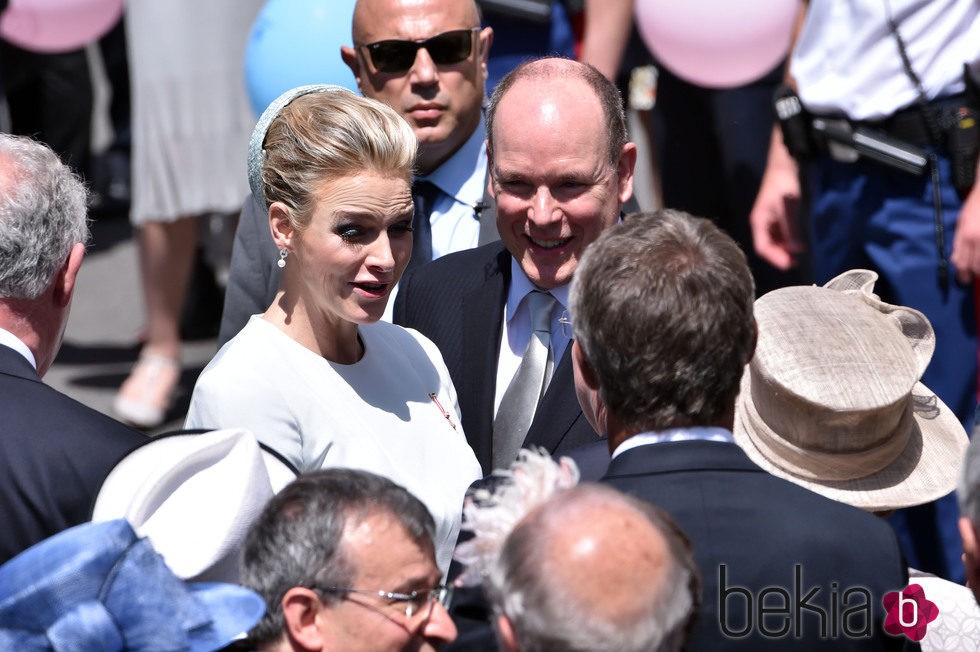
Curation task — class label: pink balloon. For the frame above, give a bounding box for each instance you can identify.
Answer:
[0,0,123,54]
[634,0,798,89]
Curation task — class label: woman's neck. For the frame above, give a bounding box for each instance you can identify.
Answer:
[263,291,363,364]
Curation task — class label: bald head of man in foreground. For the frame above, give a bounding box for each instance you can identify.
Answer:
[486,483,697,652]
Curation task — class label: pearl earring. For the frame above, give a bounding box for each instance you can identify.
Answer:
[277,248,288,269]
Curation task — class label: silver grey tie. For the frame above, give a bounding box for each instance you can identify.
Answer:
[492,290,556,470]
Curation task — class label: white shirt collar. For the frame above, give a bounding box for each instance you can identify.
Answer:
[505,258,571,323]
[418,116,488,208]
[0,326,37,370]
[611,427,735,459]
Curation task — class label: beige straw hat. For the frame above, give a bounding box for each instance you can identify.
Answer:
[733,269,968,512]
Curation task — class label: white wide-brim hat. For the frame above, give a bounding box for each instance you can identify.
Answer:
[92,428,298,582]
[733,269,968,512]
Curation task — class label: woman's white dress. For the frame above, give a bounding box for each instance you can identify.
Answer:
[185,316,482,573]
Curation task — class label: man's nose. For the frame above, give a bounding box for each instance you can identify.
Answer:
[528,187,562,226]
[409,47,439,85]
[421,599,458,644]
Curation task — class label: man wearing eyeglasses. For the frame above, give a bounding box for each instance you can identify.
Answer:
[241,468,457,651]
[218,0,497,344]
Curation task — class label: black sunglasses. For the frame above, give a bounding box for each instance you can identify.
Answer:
[361,28,480,74]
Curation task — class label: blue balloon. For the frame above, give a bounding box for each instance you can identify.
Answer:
[244,0,358,118]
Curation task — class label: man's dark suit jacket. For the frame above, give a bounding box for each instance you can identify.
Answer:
[0,344,147,563]
[394,241,602,476]
[603,440,911,651]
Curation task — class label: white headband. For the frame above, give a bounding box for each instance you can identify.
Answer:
[246,83,350,209]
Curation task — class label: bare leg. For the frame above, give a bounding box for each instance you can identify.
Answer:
[139,216,198,357]
[114,215,198,428]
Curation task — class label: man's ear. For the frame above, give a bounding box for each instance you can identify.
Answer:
[53,242,85,308]
[281,587,326,652]
[269,202,296,251]
[615,142,637,206]
[572,341,599,392]
[495,614,519,652]
[959,517,980,602]
[485,141,497,201]
[340,46,365,94]
[477,27,494,81]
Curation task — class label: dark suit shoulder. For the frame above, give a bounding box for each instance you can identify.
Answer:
[560,440,610,482]
[401,241,509,295]
[395,241,510,331]
[603,441,907,650]
[0,369,147,563]
[604,441,901,543]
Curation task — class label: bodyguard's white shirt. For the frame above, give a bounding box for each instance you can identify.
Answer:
[493,261,571,416]
[791,0,980,120]
[0,327,36,369]
[418,117,489,259]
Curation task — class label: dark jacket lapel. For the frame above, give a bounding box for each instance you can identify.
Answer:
[460,245,510,474]
[523,345,583,452]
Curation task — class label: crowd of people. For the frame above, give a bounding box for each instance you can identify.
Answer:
[2,0,980,650]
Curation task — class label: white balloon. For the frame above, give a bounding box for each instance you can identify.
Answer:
[0,0,123,53]
[634,0,799,88]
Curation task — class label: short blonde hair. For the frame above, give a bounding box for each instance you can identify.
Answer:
[259,88,417,230]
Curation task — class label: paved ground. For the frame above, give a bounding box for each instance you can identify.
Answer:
[44,213,220,435]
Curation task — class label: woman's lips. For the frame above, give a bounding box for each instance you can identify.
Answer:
[351,281,390,298]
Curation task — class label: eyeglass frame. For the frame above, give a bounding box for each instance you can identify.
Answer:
[311,583,454,623]
[357,27,482,74]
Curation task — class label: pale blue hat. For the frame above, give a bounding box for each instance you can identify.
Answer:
[0,519,265,651]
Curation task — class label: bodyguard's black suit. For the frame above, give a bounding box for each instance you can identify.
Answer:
[394,241,601,476]
[0,344,147,563]
[603,440,911,651]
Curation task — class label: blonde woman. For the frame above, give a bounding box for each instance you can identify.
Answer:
[185,86,480,573]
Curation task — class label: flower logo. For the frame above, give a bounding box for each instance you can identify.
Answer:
[882,584,939,641]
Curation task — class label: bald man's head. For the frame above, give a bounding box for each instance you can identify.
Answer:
[341,0,491,174]
[487,484,697,652]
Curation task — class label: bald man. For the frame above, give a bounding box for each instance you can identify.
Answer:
[394,57,634,475]
[486,483,697,652]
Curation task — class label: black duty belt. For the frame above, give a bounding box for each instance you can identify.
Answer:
[855,93,966,149]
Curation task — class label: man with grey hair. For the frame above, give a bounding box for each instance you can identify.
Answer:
[240,468,457,651]
[958,435,980,605]
[486,482,697,652]
[572,210,909,650]
[0,134,146,563]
